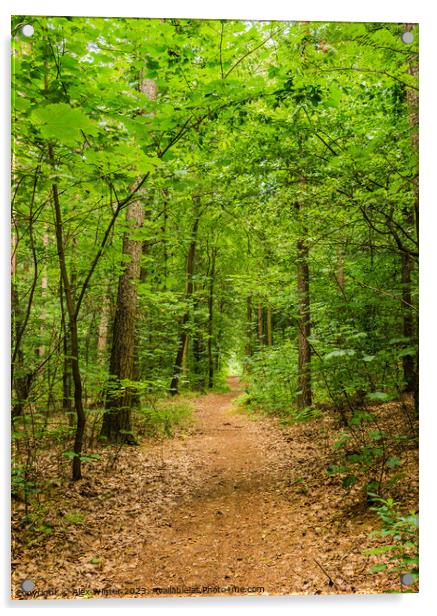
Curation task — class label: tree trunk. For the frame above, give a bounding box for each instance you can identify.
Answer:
[296,215,312,411]
[60,276,73,424]
[336,246,345,293]
[257,304,264,346]
[401,252,415,392]
[266,305,273,346]
[97,289,110,362]
[100,198,145,442]
[245,294,253,362]
[38,230,49,358]
[207,247,216,388]
[131,239,151,407]
[169,198,201,395]
[191,293,205,390]
[49,145,86,481]
[100,76,157,442]
[11,239,32,419]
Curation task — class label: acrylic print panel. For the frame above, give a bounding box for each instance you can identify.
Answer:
[11,15,418,599]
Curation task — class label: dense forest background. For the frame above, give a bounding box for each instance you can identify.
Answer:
[11,16,418,596]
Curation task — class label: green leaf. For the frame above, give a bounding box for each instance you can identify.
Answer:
[364,545,397,555]
[367,391,390,402]
[342,475,358,488]
[324,349,356,360]
[31,103,98,144]
[62,450,78,460]
[386,456,402,469]
[332,433,351,450]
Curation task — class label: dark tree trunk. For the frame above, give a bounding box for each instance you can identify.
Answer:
[296,209,312,411]
[245,295,253,361]
[257,304,264,346]
[207,248,216,388]
[401,252,415,392]
[49,145,86,480]
[192,294,205,391]
[11,274,34,419]
[60,277,73,423]
[161,188,169,290]
[266,306,273,346]
[336,247,345,293]
[169,198,201,395]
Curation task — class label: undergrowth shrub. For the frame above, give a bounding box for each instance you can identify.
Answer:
[364,496,418,591]
[135,397,193,438]
[327,408,406,499]
[244,342,299,415]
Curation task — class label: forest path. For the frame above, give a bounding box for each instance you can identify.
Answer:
[13,377,381,598]
[128,377,293,593]
[114,377,374,596]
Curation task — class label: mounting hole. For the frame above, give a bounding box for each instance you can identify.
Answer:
[400,573,414,585]
[21,24,34,37]
[20,578,35,592]
[401,31,414,44]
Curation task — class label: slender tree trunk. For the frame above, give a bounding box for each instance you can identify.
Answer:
[401,252,415,392]
[161,188,169,290]
[207,248,216,388]
[245,294,253,361]
[191,293,204,390]
[169,198,201,395]
[49,145,85,481]
[257,304,264,346]
[38,230,49,358]
[11,234,31,419]
[59,276,73,423]
[97,289,111,362]
[296,206,312,411]
[266,305,273,346]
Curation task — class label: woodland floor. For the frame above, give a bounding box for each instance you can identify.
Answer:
[11,377,418,600]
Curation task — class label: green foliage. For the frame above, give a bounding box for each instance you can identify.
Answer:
[327,409,405,499]
[244,343,298,416]
[63,510,87,526]
[31,103,98,144]
[364,496,418,589]
[11,463,37,500]
[62,451,100,463]
[136,398,193,438]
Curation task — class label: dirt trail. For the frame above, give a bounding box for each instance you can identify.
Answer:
[126,378,291,593]
[13,377,397,598]
[115,377,378,596]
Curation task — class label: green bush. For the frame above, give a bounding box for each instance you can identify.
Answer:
[136,398,193,438]
[244,342,298,415]
[364,496,418,590]
[327,409,402,498]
